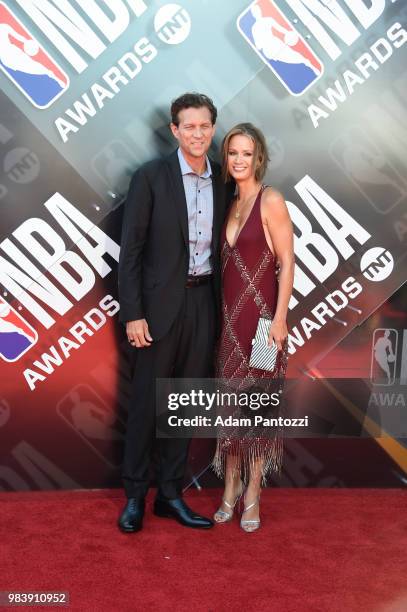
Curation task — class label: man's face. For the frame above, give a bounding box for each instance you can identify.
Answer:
[170,106,215,159]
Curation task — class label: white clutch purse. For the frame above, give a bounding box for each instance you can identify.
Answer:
[249,317,278,371]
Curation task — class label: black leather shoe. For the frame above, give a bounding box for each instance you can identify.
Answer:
[153,497,214,529]
[118,498,145,533]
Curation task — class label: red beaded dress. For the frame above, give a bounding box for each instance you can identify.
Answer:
[212,186,288,484]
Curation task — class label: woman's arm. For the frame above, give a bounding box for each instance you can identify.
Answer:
[261,188,295,350]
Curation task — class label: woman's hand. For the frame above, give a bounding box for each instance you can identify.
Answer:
[268,319,287,351]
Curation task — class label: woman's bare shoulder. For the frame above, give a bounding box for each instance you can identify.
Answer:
[261,186,287,214]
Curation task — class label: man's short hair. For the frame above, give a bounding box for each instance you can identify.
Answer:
[170,92,217,126]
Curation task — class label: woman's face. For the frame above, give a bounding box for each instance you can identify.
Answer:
[227,134,256,181]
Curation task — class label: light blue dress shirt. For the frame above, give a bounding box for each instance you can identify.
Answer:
[177,148,214,276]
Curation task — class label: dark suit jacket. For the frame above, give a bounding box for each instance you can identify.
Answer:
[118,149,231,341]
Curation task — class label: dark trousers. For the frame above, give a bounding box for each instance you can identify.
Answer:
[122,283,215,500]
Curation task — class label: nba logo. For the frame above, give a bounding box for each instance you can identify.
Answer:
[0,2,69,109]
[370,329,398,386]
[57,385,125,468]
[237,0,323,96]
[371,328,407,387]
[330,127,407,215]
[0,296,38,362]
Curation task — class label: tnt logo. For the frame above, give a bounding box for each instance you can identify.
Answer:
[4,147,40,184]
[360,247,394,282]
[154,4,191,45]
[0,3,69,109]
[0,297,38,362]
[237,0,323,96]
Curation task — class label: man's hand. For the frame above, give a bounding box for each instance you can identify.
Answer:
[126,319,153,348]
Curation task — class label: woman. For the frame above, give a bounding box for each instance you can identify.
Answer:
[212,123,294,532]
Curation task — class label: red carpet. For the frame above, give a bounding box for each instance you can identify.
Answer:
[1,488,406,612]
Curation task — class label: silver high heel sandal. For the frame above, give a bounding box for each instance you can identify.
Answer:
[240,497,261,532]
[214,481,244,523]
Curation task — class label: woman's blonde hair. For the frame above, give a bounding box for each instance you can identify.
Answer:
[221,123,269,183]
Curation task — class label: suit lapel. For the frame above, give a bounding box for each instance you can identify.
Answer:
[166,150,188,248]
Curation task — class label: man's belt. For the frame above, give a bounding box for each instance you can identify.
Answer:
[185,274,213,288]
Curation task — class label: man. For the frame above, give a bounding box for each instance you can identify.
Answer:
[118,93,229,532]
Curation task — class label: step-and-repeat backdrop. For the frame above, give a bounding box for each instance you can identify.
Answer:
[0,0,406,491]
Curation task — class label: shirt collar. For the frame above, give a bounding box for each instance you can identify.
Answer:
[177,148,212,178]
